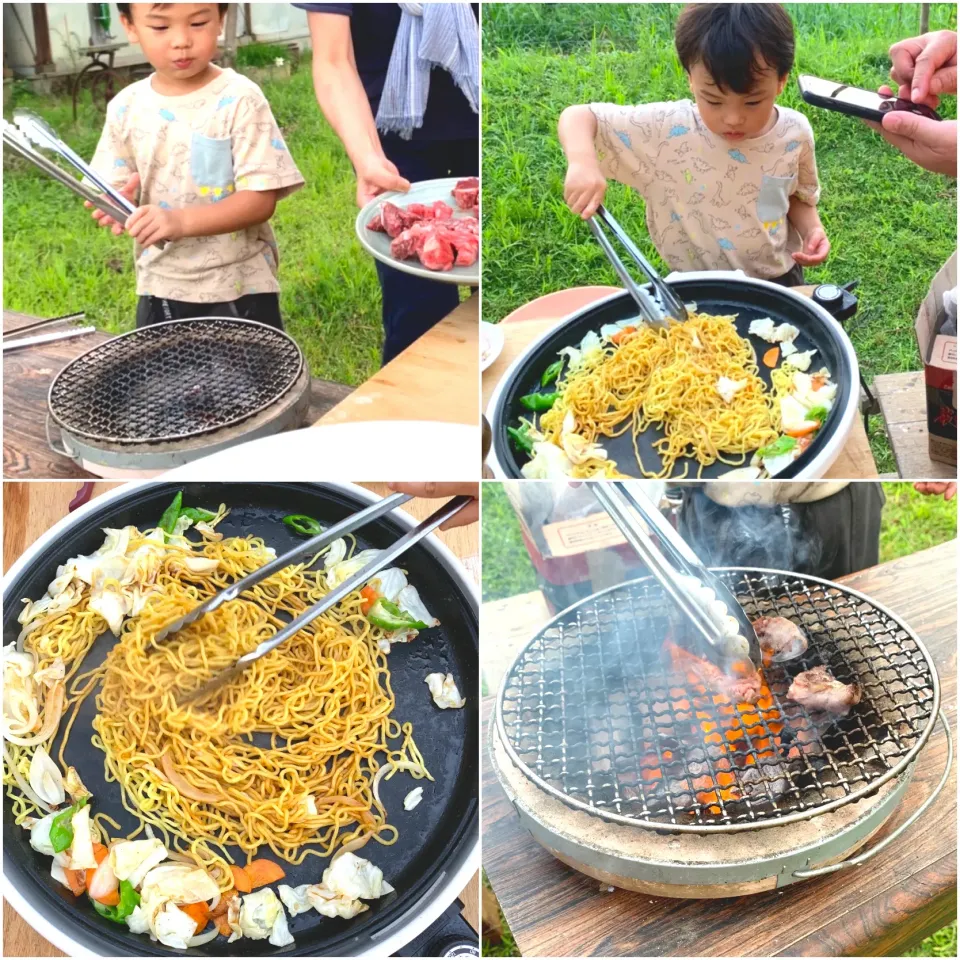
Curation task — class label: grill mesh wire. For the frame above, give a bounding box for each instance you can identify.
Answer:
[499,571,935,828]
[48,318,303,444]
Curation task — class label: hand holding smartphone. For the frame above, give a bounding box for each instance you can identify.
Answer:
[797,75,943,123]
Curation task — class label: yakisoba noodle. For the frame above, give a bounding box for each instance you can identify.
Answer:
[540,312,781,478]
[9,530,430,885]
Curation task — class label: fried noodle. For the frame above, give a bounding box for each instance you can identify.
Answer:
[540,313,781,478]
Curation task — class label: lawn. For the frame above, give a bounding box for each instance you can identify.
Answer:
[480,478,956,957]
[2,56,384,385]
[481,3,958,472]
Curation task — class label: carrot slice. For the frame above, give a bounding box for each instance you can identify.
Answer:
[610,326,636,345]
[94,888,121,907]
[245,858,286,889]
[230,864,252,893]
[63,867,86,897]
[360,585,379,615]
[85,844,111,888]
[180,901,210,933]
[784,423,819,438]
[762,346,780,368]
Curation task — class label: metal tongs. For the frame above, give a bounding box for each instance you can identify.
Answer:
[155,492,472,706]
[588,205,688,330]
[2,117,132,225]
[592,482,762,667]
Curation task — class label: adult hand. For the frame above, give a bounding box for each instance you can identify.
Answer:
[867,106,958,177]
[564,160,607,220]
[84,172,140,235]
[355,154,411,208]
[792,226,830,266]
[913,481,957,501]
[888,30,957,106]
[388,482,479,529]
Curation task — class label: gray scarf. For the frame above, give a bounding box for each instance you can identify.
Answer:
[376,2,480,140]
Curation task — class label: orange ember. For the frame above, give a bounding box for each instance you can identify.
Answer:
[651,639,784,815]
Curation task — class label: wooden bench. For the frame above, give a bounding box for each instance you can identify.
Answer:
[873,371,955,480]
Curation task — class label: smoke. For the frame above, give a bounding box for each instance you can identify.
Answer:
[679,491,825,575]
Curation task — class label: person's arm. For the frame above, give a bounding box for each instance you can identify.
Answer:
[558,105,607,219]
[123,191,277,248]
[308,11,410,206]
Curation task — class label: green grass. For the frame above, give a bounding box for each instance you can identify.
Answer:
[481,3,958,473]
[480,478,955,956]
[235,43,293,68]
[3,61,384,385]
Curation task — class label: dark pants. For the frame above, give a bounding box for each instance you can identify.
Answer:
[135,293,283,330]
[677,483,885,580]
[768,262,806,288]
[376,136,479,364]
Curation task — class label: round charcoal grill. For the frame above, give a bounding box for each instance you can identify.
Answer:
[493,569,950,896]
[49,317,303,443]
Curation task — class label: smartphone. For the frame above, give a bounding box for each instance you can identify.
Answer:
[797,75,941,123]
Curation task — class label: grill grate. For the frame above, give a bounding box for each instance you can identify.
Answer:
[48,318,303,444]
[496,570,938,831]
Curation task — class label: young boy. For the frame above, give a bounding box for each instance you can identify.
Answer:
[89,3,304,328]
[559,3,829,285]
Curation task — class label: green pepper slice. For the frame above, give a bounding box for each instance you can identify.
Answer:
[283,514,323,537]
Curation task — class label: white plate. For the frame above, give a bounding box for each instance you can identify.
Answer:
[162,421,480,482]
[481,321,504,372]
[355,177,479,286]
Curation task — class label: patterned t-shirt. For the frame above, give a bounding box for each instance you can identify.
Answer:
[589,100,820,279]
[91,68,305,303]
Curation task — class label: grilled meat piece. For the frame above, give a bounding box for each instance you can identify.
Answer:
[787,665,861,715]
[753,616,808,663]
[664,639,762,705]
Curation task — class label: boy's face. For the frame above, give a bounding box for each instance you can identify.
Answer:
[687,61,787,141]
[120,4,224,82]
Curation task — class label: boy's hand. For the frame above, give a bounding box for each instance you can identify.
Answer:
[792,227,830,266]
[85,173,140,235]
[564,160,607,220]
[124,205,184,247]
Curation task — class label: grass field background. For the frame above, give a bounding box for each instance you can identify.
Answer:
[480,478,956,957]
[3,57,384,385]
[481,3,958,472]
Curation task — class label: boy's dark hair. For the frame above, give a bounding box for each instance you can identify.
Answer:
[675,4,795,94]
[117,3,229,18]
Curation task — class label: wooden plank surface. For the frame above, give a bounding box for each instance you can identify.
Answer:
[483,316,879,480]
[2,480,479,956]
[874,371,955,480]
[482,541,957,957]
[314,294,479,428]
[2,310,352,480]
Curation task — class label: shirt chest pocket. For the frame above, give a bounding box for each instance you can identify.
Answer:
[190,132,235,199]
[756,174,793,227]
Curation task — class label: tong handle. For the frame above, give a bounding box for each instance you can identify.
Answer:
[154,491,412,643]
[590,205,689,326]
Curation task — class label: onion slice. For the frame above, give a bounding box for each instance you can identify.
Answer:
[330,832,371,866]
[159,752,221,804]
[2,743,54,813]
[186,928,220,947]
[3,683,63,747]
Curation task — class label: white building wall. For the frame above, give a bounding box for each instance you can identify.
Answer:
[4,3,311,77]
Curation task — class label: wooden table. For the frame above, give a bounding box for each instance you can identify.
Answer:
[2,311,354,480]
[315,294,479,428]
[2,481,479,957]
[482,542,957,957]
[874,371,956,480]
[482,287,880,480]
